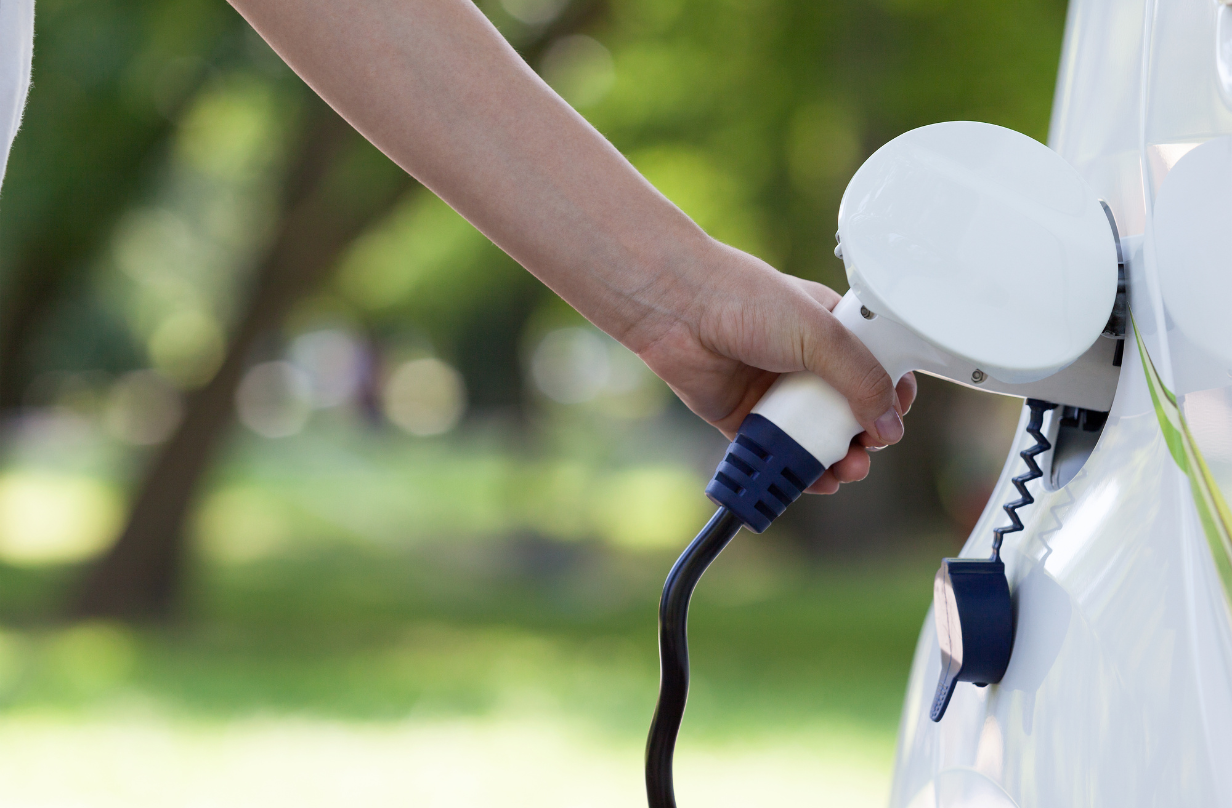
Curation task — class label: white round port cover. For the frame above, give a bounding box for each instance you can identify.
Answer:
[1153,136,1232,366]
[837,121,1118,384]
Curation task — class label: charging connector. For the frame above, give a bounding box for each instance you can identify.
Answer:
[646,417,825,808]
[645,119,1123,806]
[704,414,826,533]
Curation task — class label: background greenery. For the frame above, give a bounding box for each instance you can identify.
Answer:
[0,0,1063,803]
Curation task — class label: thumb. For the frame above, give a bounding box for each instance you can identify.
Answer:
[793,287,903,446]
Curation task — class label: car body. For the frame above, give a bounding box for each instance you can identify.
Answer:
[889,0,1232,804]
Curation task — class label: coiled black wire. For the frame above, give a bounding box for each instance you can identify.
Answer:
[991,399,1056,562]
[646,506,744,808]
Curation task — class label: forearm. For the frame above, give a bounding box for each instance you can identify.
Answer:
[227,0,710,349]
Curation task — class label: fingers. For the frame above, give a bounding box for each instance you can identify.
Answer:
[809,374,919,495]
[678,252,908,489]
[807,470,841,495]
[805,440,871,494]
[896,371,918,415]
[787,277,913,449]
[796,303,902,446]
[737,270,903,445]
[791,277,843,311]
[775,276,901,442]
[856,372,918,450]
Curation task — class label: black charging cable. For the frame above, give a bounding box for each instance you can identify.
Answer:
[646,396,1080,791]
[645,415,823,807]
[645,506,743,808]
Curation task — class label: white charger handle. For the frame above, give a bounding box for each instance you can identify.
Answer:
[750,289,917,469]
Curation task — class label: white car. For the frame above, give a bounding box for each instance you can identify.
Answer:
[890,0,1232,804]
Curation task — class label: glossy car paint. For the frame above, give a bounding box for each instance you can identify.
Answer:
[888,0,1232,805]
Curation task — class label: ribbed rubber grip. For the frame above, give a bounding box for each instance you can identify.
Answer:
[704,414,825,533]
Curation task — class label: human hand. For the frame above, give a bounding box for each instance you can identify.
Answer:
[630,239,917,495]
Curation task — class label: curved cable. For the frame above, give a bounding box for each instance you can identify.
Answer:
[646,507,744,808]
[991,399,1056,562]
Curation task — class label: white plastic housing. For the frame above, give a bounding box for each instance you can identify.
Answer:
[753,288,1122,469]
[752,294,887,467]
[838,121,1118,385]
[753,121,1121,469]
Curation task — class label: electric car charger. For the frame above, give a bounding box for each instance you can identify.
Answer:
[644,121,1125,808]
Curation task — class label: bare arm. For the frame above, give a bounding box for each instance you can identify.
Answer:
[227,0,913,491]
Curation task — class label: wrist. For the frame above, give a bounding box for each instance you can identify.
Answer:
[616,226,729,356]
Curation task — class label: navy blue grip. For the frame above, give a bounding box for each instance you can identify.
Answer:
[929,558,1014,722]
[949,561,1013,685]
[704,414,825,533]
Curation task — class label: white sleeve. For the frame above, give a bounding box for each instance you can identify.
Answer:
[0,0,35,194]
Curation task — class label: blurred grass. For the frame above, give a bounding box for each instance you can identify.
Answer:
[0,414,954,805]
[0,542,940,728]
[0,393,956,801]
[0,527,944,806]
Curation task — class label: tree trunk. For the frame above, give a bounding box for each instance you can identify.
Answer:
[71,0,606,620]
[72,95,415,619]
[0,247,66,411]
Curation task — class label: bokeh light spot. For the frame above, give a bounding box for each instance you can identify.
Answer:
[590,467,709,549]
[531,328,611,404]
[0,474,122,565]
[236,361,314,439]
[541,35,616,109]
[44,623,138,697]
[195,487,294,564]
[382,358,467,436]
[290,328,366,409]
[148,310,226,389]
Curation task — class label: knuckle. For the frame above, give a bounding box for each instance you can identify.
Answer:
[855,364,895,409]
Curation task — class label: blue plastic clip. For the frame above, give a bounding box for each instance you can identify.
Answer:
[930,558,1014,722]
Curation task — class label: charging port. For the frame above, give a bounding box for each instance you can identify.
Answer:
[1047,406,1108,489]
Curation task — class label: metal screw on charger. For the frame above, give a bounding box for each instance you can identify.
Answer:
[860,306,875,320]
[971,369,987,384]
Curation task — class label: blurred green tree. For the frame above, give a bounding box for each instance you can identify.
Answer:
[0,0,1067,619]
[72,0,608,619]
[0,0,248,406]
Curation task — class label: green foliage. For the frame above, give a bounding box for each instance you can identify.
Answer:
[0,0,253,389]
[336,194,494,322]
[1,0,241,256]
[2,0,1068,402]
[0,3,1065,791]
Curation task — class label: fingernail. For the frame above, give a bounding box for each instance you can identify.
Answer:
[867,445,885,452]
[875,409,904,443]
